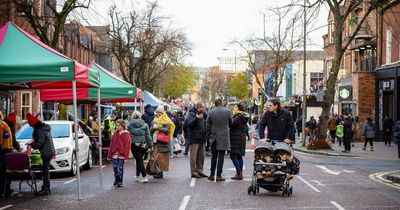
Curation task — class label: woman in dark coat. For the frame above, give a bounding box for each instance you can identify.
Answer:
[229,103,250,180]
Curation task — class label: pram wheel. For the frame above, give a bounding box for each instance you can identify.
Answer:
[289,186,293,195]
[248,186,252,195]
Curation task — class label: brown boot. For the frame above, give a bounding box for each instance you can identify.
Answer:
[238,171,243,180]
[231,172,240,180]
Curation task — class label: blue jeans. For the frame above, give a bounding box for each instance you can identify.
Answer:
[112,159,125,178]
[229,153,243,173]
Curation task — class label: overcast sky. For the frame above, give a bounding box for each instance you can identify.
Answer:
[86,0,328,67]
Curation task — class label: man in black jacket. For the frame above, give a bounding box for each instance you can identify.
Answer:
[184,102,208,178]
[141,104,155,128]
[258,98,295,143]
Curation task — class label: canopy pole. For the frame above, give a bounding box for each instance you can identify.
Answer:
[54,102,57,120]
[72,81,81,200]
[97,87,103,185]
[134,98,137,112]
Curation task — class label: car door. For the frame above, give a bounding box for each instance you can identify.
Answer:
[77,126,89,165]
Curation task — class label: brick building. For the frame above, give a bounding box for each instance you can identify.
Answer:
[322,1,378,135]
[0,0,111,122]
[375,2,400,129]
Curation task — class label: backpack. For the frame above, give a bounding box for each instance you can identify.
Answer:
[0,121,12,150]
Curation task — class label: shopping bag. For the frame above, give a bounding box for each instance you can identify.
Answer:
[146,158,161,175]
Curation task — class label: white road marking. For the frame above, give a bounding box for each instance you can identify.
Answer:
[316,165,341,175]
[64,178,77,184]
[179,195,190,210]
[245,149,254,153]
[297,175,321,192]
[342,169,355,173]
[190,178,196,187]
[330,201,346,210]
[0,205,13,210]
[310,180,327,187]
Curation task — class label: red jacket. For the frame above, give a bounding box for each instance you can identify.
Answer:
[108,130,131,160]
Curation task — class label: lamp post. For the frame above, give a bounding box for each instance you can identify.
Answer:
[302,0,307,146]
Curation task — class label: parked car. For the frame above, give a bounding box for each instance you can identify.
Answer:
[16,120,93,176]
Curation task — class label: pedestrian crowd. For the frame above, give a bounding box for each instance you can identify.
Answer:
[1,96,400,199]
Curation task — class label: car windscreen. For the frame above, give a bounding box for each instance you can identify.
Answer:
[16,124,70,139]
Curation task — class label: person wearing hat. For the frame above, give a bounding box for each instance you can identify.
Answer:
[0,113,22,198]
[151,105,175,179]
[25,113,55,196]
[4,113,21,152]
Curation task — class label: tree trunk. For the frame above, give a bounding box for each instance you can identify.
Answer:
[317,13,344,140]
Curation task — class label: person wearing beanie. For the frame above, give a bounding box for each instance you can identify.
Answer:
[4,113,21,152]
[26,113,55,196]
[0,113,21,198]
[151,105,175,179]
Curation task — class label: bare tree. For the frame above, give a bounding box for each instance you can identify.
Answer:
[235,6,303,114]
[201,67,228,105]
[108,2,191,92]
[302,0,397,140]
[12,0,92,48]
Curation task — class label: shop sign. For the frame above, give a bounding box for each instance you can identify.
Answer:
[339,86,352,101]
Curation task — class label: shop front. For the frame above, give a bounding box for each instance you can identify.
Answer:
[375,63,400,131]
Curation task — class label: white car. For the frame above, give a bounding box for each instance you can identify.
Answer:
[16,121,93,176]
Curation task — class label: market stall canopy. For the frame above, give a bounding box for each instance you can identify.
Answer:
[0,22,99,90]
[39,62,137,102]
[122,90,164,107]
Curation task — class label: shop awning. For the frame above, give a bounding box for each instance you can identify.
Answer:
[0,22,99,90]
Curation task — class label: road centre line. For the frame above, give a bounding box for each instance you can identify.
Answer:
[297,175,321,192]
[0,205,13,210]
[190,178,196,187]
[330,201,346,210]
[179,195,190,210]
[64,178,77,184]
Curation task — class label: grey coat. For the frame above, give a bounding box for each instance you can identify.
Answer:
[362,121,375,139]
[206,106,232,151]
[127,119,153,148]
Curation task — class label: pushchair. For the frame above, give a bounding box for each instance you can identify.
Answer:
[248,140,300,197]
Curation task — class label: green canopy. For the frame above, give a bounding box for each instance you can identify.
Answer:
[40,63,136,102]
[0,22,99,89]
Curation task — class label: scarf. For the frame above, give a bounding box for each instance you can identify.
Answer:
[153,113,176,139]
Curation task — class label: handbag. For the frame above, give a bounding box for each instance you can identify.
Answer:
[146,158,161,175]
[156,132,170,144]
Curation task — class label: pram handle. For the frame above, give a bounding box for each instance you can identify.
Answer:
[254,161,287,167]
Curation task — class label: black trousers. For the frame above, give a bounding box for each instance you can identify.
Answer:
[343,133,352,151]
[41,156,52,189]
[363,138,373,148]
[210,141,225,177]
[384,132,392,145]
[131,144,147,177]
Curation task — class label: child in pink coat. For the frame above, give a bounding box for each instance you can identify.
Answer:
[108,119,131,187]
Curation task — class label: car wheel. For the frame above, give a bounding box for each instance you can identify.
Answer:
[83,148,92,170]
[69,153,77,176]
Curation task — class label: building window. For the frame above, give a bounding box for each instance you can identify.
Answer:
[310,73,324,93]
[21,92,32,120]
[328,21,334,44]
[386,27,392,64]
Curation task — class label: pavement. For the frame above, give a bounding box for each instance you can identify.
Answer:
[292,138,400,184]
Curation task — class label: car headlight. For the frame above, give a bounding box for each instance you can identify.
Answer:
[56,147,70,155]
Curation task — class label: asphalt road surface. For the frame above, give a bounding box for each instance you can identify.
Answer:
[1,148,400,210]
